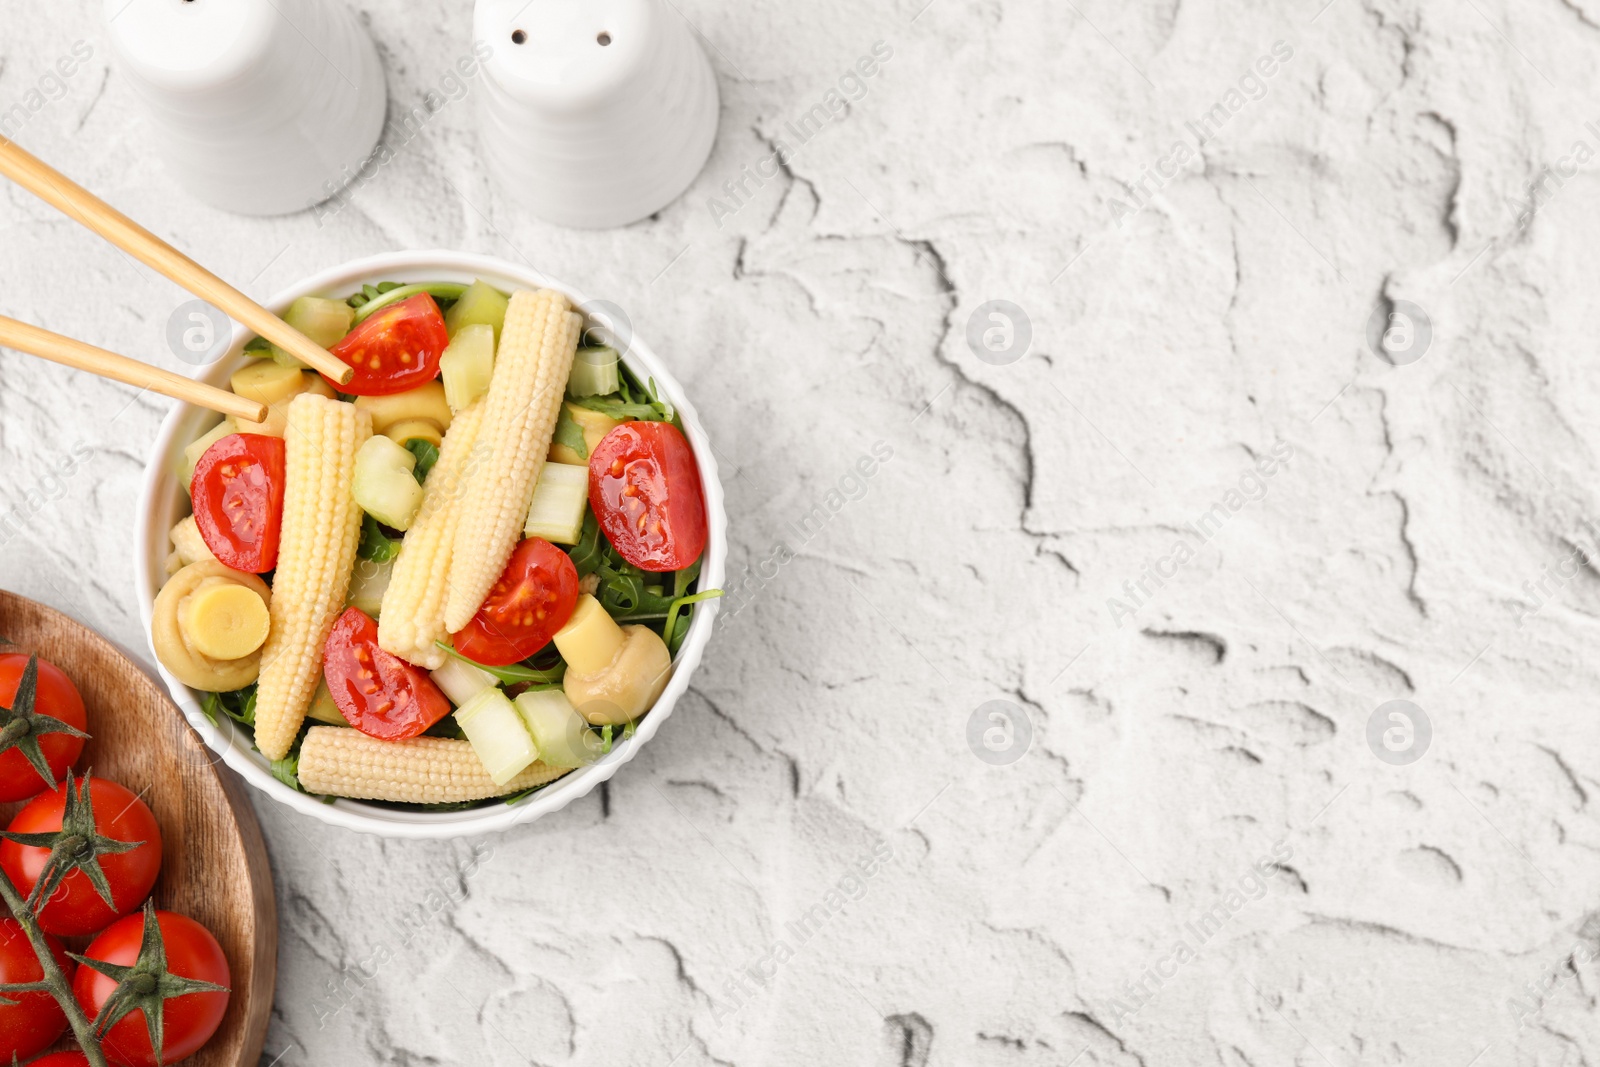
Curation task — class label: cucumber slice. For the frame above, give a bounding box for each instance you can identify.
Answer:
[444,279,510,341]
[270,296,354,367]
[566,346,620,398]
[439,324,495,413]
[345,557,393,618]
[514,689,600,768]
[454,687,537,785]
[524,461,588,544]
[430,657,498,707]
[352,435,425,531]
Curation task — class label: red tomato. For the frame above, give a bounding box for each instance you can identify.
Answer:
[189,433,286,573]
[0,918,72,1061]
[21,1054,90,1067]
[589,422,707,572]
[73,911,230,1067]
[1,779,163,937]
[324,293,449,395]
[452,539,579,665]
[0,654,87,802]
[324,608,451,740]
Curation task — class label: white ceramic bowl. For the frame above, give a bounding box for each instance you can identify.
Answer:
[135,251,726,837]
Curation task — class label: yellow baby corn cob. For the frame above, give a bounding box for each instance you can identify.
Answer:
[376,398,488,668]
[296,726,569,803]
[254,394,372,761]
[444,289,582,631]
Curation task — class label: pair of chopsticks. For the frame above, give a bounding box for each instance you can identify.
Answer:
[0,138,355,423]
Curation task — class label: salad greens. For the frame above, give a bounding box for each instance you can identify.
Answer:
[188,278,718,812]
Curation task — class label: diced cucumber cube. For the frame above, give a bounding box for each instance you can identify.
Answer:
[439,324,495,413]
[514,689,600,768]
[345,557,393,618]
[352,435,424,531]
[271,296,355,367]
[444,279,510,341]
[455,688,537,785]
[566,346,620,398]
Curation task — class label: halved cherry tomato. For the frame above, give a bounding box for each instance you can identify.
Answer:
[190,433,286,573]
[589,422,707,572]
[73,910,230,1067]
[324,608,451,740]
[452,538,579,666]
[0,654,87,802]
[323,293,449,396]
[0,778,163,937]
[0,918,72,1061]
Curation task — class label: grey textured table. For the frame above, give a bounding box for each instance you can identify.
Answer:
[3,1,1599,1064]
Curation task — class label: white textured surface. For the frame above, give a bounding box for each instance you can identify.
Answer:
[3,1,1600,1064]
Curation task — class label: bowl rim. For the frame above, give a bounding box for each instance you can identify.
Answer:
[134,250,727,838]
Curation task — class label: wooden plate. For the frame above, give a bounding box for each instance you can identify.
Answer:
[0,591,275,1067]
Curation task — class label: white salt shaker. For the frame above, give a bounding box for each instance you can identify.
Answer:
[473,0,720,228]
[103,0,386,217]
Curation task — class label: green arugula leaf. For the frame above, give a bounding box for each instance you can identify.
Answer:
[552,405,589,460]
[434,642,566,686]
[404,439,440,484]
[358,514,401,562]
[202,685,256,728]
[269,754,301,792]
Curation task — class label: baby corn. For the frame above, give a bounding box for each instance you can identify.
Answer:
[444,289,582,632]
[296,726,569,803]
[377,398,488,668]
[254,395,371,761]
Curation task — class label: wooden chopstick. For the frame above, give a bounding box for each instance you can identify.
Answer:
[0,315,267,423]
[0,138,354,386]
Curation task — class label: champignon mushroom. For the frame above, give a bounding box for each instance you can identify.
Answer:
[552,594,672,725]
[152,560,272,692]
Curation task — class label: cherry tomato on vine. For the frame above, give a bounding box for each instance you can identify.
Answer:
[451,538,579,665]
[0,778,162,937]
[189,433,286,573]
[73,910,230,1067]
[324,293,449,396]
[0,654,87,802]
[0,917,72,1061]
[588,422,707,572]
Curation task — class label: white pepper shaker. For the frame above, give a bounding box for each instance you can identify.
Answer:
[103,0,386,217]
[473,0,720,228]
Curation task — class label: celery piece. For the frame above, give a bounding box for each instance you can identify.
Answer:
[439,323,495,413]
[444,279,510,341]
[524,462,589,544]
[352,436,424,531]
[566,346,620,398]
[514,689,600,768]
[454,688,537,785]
[270,296,355,367]
[430,657,498,707]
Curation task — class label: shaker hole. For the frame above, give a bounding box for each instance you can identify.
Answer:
[597,31,612,45]
[512,29,527,44]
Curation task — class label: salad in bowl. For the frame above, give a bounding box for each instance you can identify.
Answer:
[135,252,725,837]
